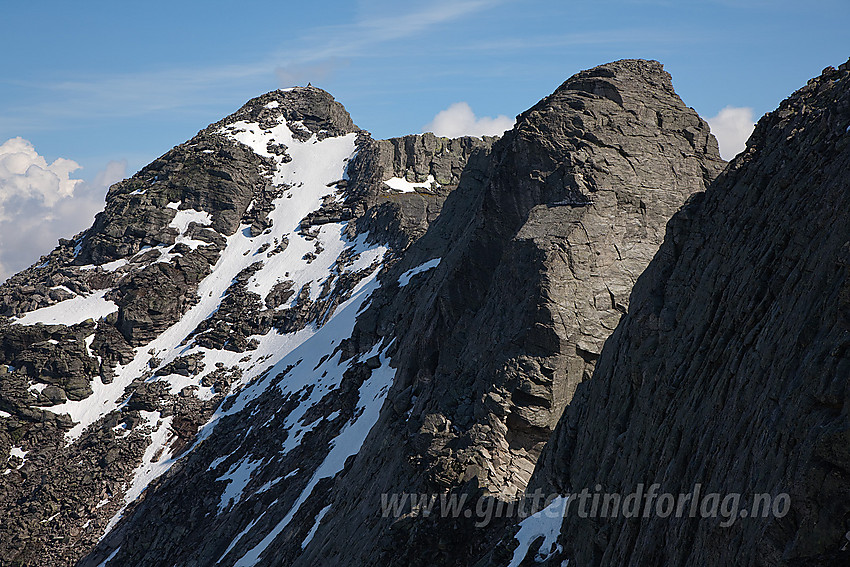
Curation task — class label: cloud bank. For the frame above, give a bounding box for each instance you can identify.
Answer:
[706,106,755,160]
[0,138,124,281]
[423,102,515,138]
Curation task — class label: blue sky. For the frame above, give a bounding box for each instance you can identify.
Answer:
[0,0,847,278]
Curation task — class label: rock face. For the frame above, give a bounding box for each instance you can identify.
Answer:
[351,133,496,250]
[0,60,726,567]
[513,61,850,565]
[290,59,723,566]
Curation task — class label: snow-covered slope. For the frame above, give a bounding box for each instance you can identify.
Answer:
[0,86,493,567]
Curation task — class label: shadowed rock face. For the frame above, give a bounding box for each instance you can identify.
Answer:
[515,61,850,566]
[352,133,497,250]
[291,59,723,567]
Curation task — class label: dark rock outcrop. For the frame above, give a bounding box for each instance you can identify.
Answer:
[514,60,850,566]
[299,131,496,251]
[351,133,496,250]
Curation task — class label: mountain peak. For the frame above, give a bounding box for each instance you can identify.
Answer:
[0,60,721,566]
[521,58,850,566]
[212,86,359,142]
[518,58,685,128]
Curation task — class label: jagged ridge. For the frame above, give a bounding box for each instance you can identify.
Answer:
[292,59,723,567]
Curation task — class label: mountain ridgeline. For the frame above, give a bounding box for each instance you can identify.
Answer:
[0,57,846,567]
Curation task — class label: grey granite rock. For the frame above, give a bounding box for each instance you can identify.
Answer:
[0,87,370,567]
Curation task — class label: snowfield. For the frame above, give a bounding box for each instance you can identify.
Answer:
[398,257,441,287]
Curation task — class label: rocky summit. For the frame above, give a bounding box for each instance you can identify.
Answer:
[0,57,845,567]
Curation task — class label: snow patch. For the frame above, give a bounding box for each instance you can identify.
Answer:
[96,547,121,567]
[301,504,332,549]
[398,258,441,287]
[167,202,213,232]
[255,476,283,495]
[166,202,214,249]
[50,285,76,295]
[209,453,230,472]
[85,334,96,357]
[102,413,175,536]
[13,290,117,326]
[218,513,266,564]
[218,457,264,512]
[9,446,28,468]
[383,174,438,193]
[508,496,568,567]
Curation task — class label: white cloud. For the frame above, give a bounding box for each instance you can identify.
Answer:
[423,102,515,138]
[0,138,125,282]
[0,137,81,221]
[706,106,755,160]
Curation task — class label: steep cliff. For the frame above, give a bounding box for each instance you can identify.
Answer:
[511,60,850,566]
